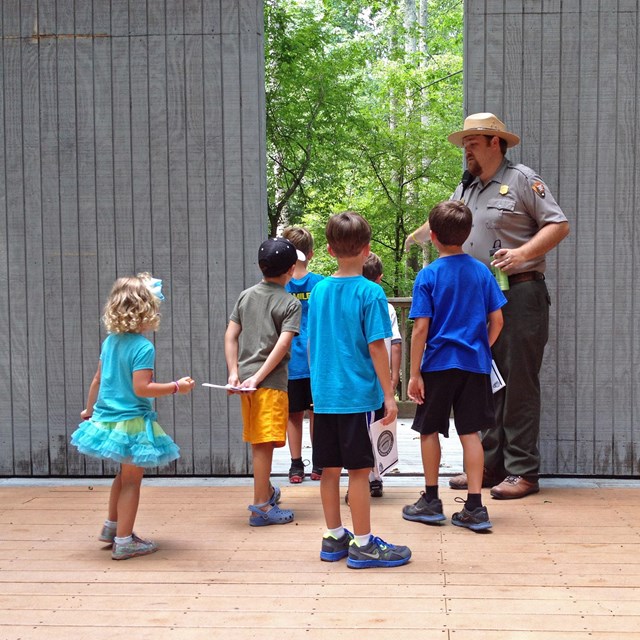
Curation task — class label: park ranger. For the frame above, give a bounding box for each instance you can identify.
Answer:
[406,113,570,499]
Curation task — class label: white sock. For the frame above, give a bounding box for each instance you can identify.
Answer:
[354,533,371,547]
[325,526,345,540]
[114,535,132,545]
[104,520,117,529]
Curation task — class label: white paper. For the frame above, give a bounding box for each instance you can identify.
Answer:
[368,417,398,478]
[490,360,505,393]
[202,383,257,392]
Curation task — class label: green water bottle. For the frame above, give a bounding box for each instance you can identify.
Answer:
[490,241,509,291]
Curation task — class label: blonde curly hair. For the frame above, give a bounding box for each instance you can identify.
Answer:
[102,273,161,334]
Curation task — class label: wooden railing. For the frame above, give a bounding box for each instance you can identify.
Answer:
[388,297,415,417]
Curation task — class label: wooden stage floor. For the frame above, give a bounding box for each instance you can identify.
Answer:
[1,480,639,639]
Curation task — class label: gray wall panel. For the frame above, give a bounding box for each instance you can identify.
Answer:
[0,0,264,476]
[466,0,639,476]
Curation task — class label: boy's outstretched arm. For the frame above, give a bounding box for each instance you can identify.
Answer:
[487,308,504,347]
[369,339,398,425]
[224,320,242,388]
[241,331,296,390]
[407,317,430,404]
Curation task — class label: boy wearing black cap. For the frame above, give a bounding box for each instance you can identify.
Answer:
[225,238,303,526]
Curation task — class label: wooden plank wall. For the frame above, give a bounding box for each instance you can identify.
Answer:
[464,0,639,475]
[0,0,266,476]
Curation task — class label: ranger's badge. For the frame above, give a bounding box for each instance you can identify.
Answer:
[499,184,509,195]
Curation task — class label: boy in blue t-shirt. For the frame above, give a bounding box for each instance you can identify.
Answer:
[282,226,324,483]
[403,200,507,532]
[308,211,411,569]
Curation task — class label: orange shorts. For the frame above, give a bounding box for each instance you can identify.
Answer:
[240,387,288,446]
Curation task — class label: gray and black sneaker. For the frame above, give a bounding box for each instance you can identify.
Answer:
[369,479,384,497]
[451,502,492,532]
[402,492,446,524]
[346,536,411,569]
[320,529,353,562]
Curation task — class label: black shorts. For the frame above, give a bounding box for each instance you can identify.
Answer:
[312,411,379,470]
[287,378,313,413]
[411,369,495,437]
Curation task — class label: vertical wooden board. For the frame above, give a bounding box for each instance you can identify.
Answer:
[92,36,117,328]
[611,15,637,475]
[166,33,194,474]
[502,1,524,165]
[111,35,134,274]
[110,0,129,38]
[633,6,640,476]
[484,1,505,117]
[22,32,49,475]
[536,6,562,473]
[574,7,599,475]
[147,0,166,34]
[185,0,203,34]
[146,34,175,470]
[592,8,617,474]
[239,0,260,34]
[220,0,239,34]
[0,17,14,474]
[462,3,485,115]
[185,33,213,474]
[130,36,153,273]
[221,30,250,475]
[4,36,31,475]
[166,0,185,35]
[554,4,581,473]
[129,0,148,36]
[203,33,231,474]
[74,35,102,477]
[203,0,221,34]
[56,37,84,475]
[74,0,91,34]
[37,33,67,475]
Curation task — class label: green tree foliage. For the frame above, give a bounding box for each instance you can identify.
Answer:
[265,0,463,295]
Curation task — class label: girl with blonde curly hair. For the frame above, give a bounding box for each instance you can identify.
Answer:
[71,273,195,560]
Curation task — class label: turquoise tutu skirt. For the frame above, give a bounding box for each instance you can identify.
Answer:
[71,415,180,468]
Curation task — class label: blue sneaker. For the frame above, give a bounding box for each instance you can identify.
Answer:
[451,504,492,532]
[402,492,446,524]
[320,529,353,562]
[346,536,411,569]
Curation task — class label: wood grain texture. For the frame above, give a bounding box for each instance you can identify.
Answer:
[0,483,638,639]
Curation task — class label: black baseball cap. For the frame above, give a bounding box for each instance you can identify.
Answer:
[258,237,305,277]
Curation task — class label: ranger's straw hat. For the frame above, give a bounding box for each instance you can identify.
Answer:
[448,112,520,148]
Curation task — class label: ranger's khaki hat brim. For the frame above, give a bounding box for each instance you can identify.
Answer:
[448,112,520,148]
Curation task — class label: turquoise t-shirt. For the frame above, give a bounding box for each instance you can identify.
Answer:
[92,333,155,422]
[308,275,391,414]
[409,254,507,374]
[286,271,324,380]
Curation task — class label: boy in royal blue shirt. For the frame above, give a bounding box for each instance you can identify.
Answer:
[402,200,506,531]
[282,226,324,483]
[308,211,411,569]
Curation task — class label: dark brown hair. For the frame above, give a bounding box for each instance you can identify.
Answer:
[325,211,371,257]
[282,226,314,258]
[362,252,383,281]
[428,200,472,246]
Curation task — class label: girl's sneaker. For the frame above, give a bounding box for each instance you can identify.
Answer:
[112,537,158,560]
[99,524,116,543]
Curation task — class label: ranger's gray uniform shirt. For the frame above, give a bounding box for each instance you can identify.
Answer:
[452,158,568,273]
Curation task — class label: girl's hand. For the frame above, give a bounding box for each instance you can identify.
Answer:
[176,376,195,394]
[80,409,92,420]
